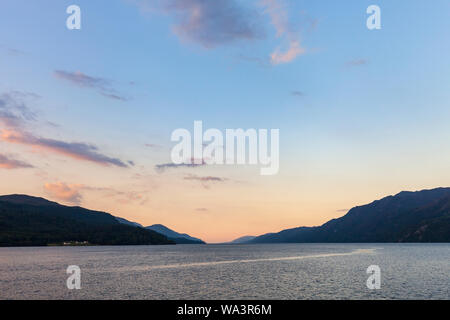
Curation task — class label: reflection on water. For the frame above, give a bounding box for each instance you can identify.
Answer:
[0,244,448,299]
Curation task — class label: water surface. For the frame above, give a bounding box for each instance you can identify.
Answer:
[0,243,448,299]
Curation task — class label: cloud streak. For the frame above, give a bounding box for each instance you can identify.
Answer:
[53,70,128,101]
[44,181,149,205]
[184,175,225,182]
[291,90,304,97]
[1,129,130,168]
[346,59,369,67]
[0,91,37,128]
[184,174,227,189]
[0,92,130,168]
[145,143,163,149]
[0,154,33,169]
[155,158,206,172]
[0,45,26,56]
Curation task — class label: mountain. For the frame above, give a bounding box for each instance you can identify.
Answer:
[249,188,450,243]
[0,194,174,246]
[146,224,205,244]
[0,194,60,207]
[117,219,206,244]
[229,236,256,244]
[115,216,143,228]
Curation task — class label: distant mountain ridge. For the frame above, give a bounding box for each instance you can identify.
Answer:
[145,224,205,244]
[229,236,256,244]
[115,219,205,244]
[115,216,143,228]
[249,188,450,243]
[0,194,174,246]
[0,194,60,207]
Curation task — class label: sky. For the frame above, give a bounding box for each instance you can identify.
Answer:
[1,0,450,243]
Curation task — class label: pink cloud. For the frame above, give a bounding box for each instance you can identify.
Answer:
[0,153,33,169]
[43,181,149,206]
[0,92,131,168]
[270,40,305,65]
[1,129,129,168]
[44,182,84,204]
[261,0,307,64]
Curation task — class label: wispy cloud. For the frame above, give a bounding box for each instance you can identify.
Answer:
[184,174,227,189]
[270,41,304,64]
[291,90,304,97]
[0,153,33,169]
[1,129,130,168]
[0,91,38,128]
[346,59,369,67]
[155,159,206,172]
[139,0,264,48]
[261,0,306,65]
[44,181,149,206]
[0,45,26,56]
[53,70,128,101]
[0,92,131,168]
[110,189,148,205]
[184,174,225,182]
[54,70,108,89]
[44,182,83,204]
[145,143,163,149]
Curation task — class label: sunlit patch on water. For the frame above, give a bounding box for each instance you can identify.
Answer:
[116,248,379,272]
